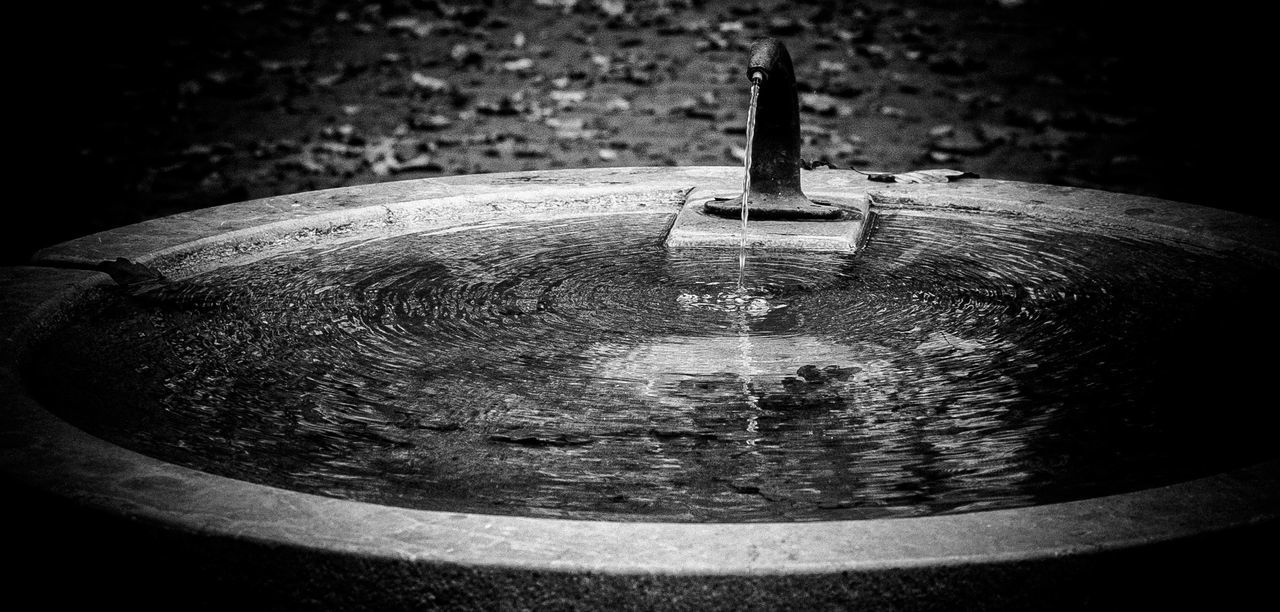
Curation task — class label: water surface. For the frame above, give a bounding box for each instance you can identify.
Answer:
[26,210,1280,521]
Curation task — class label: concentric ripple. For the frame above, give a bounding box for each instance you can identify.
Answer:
[25,210,1280,521]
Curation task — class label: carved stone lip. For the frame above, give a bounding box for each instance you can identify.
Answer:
[3,167,1277,607]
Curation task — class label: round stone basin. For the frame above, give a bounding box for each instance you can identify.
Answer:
[2,167,1277,609]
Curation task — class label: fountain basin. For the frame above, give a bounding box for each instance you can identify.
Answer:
[2,166,1277,610]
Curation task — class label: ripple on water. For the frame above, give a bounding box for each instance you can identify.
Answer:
[23,211,1280,521]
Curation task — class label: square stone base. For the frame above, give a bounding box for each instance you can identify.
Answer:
[664,189,872,252]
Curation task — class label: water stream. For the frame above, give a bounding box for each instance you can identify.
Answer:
[737,75,762,289]
[735,76,764,442]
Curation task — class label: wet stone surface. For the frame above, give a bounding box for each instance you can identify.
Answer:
[23,211,1280,521]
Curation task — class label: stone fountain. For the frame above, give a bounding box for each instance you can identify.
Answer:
[1,39,1277,611]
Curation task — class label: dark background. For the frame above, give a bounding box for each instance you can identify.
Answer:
[10,0,1270,265]
[5,2,1277,607]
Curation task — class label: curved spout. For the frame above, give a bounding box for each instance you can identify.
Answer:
[746,38,803,202]
[704,38,842,221]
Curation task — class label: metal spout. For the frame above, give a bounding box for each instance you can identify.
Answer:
[705,38,842,221]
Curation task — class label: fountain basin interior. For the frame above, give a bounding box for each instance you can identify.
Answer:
[2,166,1277,609]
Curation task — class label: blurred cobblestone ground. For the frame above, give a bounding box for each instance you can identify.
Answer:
[11,0,1268,263]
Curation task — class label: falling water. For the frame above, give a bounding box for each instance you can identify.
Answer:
[735,76,765,440]
[738,76,762,288]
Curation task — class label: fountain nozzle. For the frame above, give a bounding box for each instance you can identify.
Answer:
[704,38,843,221]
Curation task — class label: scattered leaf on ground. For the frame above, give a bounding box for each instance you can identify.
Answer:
[410,72,452,94]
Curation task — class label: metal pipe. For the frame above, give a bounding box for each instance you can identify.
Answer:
[705,38,842,221]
